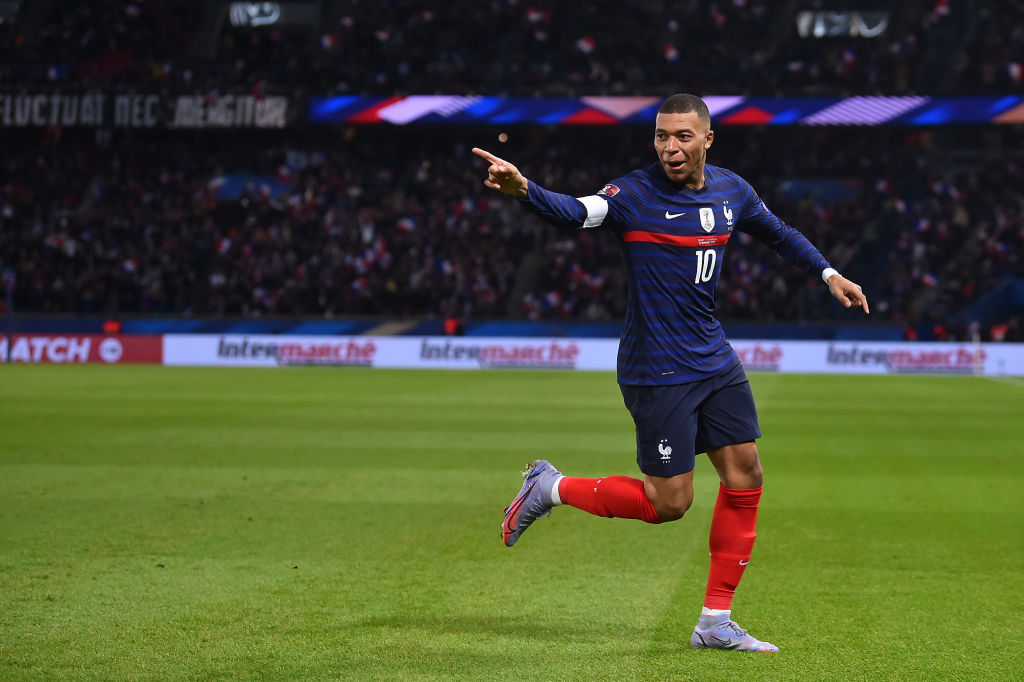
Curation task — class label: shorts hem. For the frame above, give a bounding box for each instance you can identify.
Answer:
[638,463,696,478]
[698,431,762,453]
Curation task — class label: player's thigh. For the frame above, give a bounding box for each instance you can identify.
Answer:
[695,362,762,455]
[619,382,702,477]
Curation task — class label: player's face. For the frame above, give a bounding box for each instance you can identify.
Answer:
[654,112,714,187]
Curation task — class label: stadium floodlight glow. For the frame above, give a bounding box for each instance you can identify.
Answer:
[229,2,281,28]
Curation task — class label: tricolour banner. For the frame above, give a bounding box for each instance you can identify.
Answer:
[308,95,1024,127]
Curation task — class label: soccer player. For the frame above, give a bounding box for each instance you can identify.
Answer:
[474,93,869,653]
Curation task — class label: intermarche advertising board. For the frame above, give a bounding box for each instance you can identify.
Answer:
[162,335,612,370]
[2,333,1021,375]
[158,335,1024,376]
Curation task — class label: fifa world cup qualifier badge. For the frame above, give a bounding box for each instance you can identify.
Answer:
[699,207,715,232]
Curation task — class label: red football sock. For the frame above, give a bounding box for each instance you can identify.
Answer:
[704,483,762,610]
[558,476,662,524]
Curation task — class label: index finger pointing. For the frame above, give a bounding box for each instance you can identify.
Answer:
[854,291,870,315]
[472,147,502,164]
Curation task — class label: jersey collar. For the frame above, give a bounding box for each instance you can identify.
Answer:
[646,162,708,195]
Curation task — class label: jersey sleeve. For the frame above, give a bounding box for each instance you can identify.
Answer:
[518,179,630,231]
[734,178,833,277]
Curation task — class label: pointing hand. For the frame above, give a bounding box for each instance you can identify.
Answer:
[472,147,529,198]
[827,273,870,315]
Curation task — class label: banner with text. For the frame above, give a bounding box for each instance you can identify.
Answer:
[1,334,163,364]
[730,340,1024,375]
[0,93,290,129]
[161,335,617,370]
[160,335,1024,376]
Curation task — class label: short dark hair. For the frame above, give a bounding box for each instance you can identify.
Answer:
[658,94,711,127]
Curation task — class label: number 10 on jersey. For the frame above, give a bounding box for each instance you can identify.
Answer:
[695,249,716,283]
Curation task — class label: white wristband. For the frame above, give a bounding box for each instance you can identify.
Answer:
[822,267,840,284]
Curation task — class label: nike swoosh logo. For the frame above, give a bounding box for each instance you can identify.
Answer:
[739,559,749,566]
[665,211,686,219]
[504,482,536,524]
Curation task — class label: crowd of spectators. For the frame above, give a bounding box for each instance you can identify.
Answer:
[1,126,1021,340]
[3,0,202,88]
[2,0,1022,339]
[0,127,536,320]
[2,0,1022,96]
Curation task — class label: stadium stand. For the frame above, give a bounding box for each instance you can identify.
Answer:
[0,0,1021,340]
[1,0,1021,95]
[1,125,1021,340]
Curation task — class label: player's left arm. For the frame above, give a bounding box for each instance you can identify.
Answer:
[824,270,869,314]
[736,180,869,315]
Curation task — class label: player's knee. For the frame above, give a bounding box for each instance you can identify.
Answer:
[745,456,764,488]
[715,444,764,489]
[655,491,693,522]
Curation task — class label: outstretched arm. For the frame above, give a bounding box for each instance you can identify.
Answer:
[472,147,529,198]
[472,147,608,229]
[736,179,869,316]
[825,271,870,314]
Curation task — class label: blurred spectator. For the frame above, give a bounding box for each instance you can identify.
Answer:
[15,1,202,88]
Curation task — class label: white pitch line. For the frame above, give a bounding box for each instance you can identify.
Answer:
[982,375,1024,389]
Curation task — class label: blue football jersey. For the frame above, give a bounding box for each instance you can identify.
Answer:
[522,162,832,385]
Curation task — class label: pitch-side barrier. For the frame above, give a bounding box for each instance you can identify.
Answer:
[2,333,1022,375]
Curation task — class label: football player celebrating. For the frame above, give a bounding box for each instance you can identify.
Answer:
[474,93,868,653]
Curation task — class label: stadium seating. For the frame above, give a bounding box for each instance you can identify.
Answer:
[0,0,1021,340]
[4,0,1021,95]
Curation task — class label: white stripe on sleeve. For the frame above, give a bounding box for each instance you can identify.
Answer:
[576,195,609,229]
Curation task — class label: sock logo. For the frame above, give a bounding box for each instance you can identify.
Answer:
[739,559,749,566]
[658,439,672,461]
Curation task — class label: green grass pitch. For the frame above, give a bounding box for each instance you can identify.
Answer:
[2,365,1023,680]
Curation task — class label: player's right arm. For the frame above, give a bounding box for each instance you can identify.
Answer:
[472,147,616,230]
[472,147,530,198]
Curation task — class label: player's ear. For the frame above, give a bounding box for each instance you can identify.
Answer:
[704,128,714,150]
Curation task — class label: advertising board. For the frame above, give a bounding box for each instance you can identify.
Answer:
[0,335,163,364]
[159,335,1024,376]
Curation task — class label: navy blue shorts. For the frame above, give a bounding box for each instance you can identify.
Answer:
[619,361,761,477]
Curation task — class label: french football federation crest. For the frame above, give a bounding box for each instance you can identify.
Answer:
[699,207,715,232]
[723,201,733,226]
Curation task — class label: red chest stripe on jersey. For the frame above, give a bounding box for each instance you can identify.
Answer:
[623,231,731,247]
